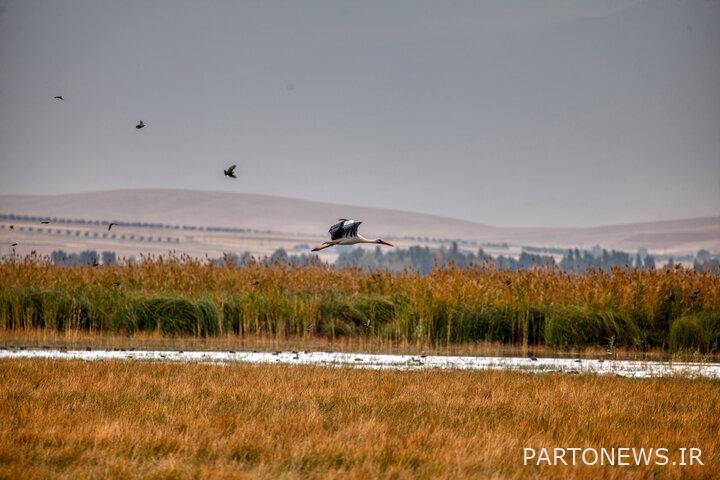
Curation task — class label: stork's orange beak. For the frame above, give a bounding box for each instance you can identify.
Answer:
[378,240,393,247]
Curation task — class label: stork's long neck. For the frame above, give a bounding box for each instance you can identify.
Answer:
[357,234,377,243]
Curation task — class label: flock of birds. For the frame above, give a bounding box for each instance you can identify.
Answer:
[5,95,395,257]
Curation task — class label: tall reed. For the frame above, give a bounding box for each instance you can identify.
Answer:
[1,256,718,351]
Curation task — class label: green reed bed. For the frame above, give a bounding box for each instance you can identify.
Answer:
[1,258,719,352]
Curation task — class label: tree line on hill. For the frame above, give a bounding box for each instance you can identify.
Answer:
[2,224,182,243]
[0,213,256,234]
[50,250,117,266]
[1,213,480,245]
[40,244,720,274]
[333,243,654,274]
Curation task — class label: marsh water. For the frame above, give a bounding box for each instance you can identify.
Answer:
[2,348,720,379]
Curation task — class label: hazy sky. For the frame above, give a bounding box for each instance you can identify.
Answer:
[0,0,718,228]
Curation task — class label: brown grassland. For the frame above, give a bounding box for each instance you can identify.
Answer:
[2,259,719,478]
[0,359,719,479]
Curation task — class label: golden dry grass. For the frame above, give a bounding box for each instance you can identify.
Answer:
[0,360,718,479]
[4,257,719,315]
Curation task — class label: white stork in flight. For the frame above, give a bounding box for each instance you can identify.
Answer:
[312,219,393,252]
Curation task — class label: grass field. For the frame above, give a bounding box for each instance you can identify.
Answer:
[2,258,719,352]
[0,360,718,479]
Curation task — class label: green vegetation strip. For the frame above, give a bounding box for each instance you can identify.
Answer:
[1,287,719,352]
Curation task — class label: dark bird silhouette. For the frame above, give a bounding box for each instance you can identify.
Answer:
[9,225,13,229]
[41,221,50,224]
[252,280,260,286]
[11,242,17,247]
[135,120,146,129]
[108,223,117,231]
[689,288,701,301]
[665,291,677,302]
[114,281,121,287]
[91,258,99,267]
[54,96,64,100]
[224,164,237,178]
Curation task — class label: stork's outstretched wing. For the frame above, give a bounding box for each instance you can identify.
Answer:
[328,219,347,240]
[328,219,361,240]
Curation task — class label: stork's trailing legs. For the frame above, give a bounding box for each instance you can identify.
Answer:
[311,242,335,252]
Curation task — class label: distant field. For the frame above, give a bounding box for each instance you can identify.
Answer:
[0,360,718,479]
[0,218,474,263]
[1,259,719,353]
[0,218,330,260]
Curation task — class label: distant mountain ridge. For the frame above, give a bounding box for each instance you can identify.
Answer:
[1,189,718,254]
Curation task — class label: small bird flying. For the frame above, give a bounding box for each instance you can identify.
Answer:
[224,164,237,178]
[41,221,50,224]
[10,242,17,247]
[135,121,146,129]
[108,222,117,231]
[54,96,64,100]
[311,219,393,252]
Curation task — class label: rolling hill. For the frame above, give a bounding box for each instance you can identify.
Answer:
[1,189,718,255]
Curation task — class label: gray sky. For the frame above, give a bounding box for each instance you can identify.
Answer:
[0,0,718,228]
